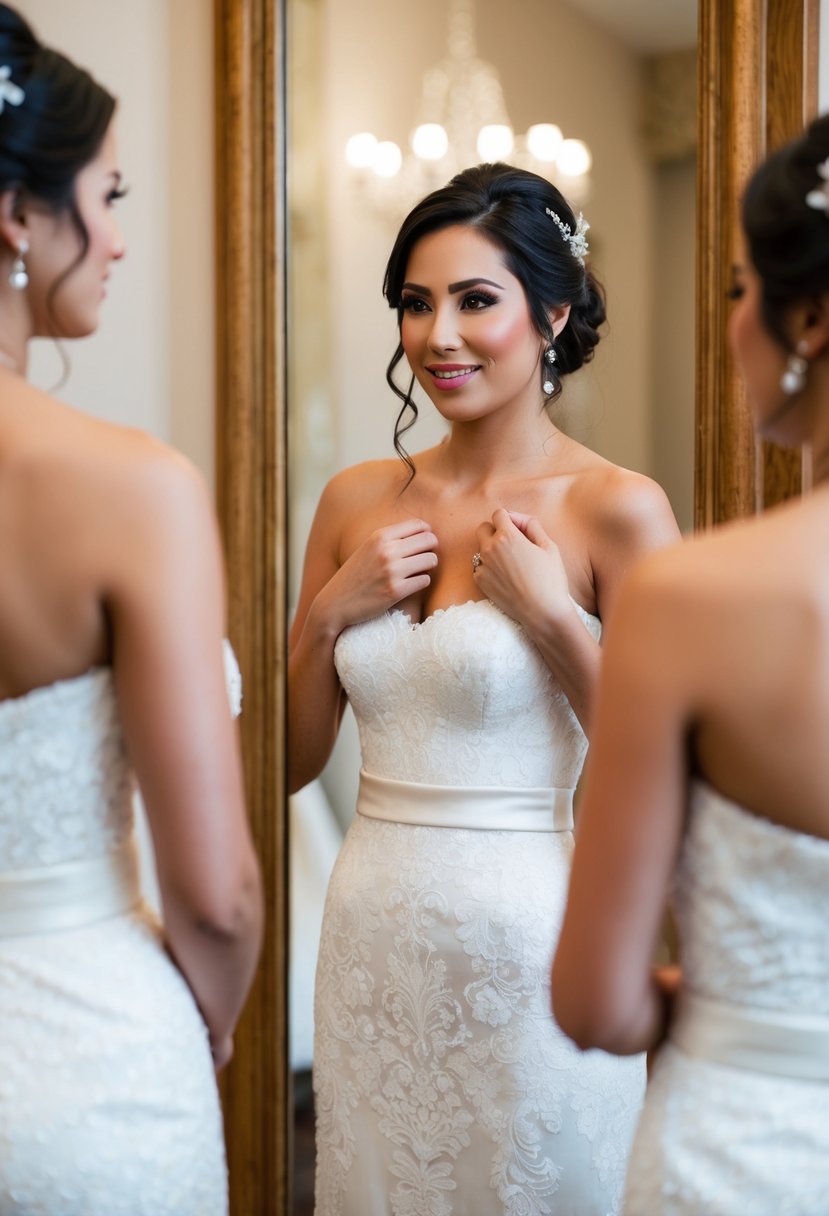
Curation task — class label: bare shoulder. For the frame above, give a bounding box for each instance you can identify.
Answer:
[320,458,409,508]
[567,457,678,542]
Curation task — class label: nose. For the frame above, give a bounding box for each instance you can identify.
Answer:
[110,217,126,261]
[426,302,461,353]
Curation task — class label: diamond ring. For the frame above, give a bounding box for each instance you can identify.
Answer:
[471,552,482,571]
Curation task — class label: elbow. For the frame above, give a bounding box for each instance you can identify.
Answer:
[552,960,647,1056]
[169,853,264,946]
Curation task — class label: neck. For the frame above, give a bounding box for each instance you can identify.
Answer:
[440,407,560,487]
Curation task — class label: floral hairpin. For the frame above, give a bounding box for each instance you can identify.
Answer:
[545,207,590,264]
[805,157,829,213]
[0,65,24,115]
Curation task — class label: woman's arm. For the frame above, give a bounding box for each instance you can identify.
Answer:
[552,555,690,1055]
[475,471,680,732]
[288,471,438,793]
[104,444,263,1067]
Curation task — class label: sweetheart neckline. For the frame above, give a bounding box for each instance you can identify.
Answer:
[386,595,600,631]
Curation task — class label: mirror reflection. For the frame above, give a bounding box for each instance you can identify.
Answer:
[287,0,696,1209]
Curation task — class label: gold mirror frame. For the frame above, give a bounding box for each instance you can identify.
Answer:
[213,0,817,1211]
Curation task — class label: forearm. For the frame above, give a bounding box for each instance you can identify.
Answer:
[288,599,347,792]
[163,872,264,1057]
[522,600,601,733]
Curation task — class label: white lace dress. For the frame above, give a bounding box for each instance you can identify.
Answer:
[0,646,241,1215]
[624,783,829,1215]
[313,600,645,1216]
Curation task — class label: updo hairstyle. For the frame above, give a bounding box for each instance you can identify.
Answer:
[382,162,607,471]
[742,113,829,350]
[0,3,116,287]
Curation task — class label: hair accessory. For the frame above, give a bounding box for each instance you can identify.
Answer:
[780,343,809,395]
[545,207,590,263]
[805,158,829,213]
[9,238,28,290]
[0,66,24,114]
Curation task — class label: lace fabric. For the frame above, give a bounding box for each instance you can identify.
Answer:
[623,783,829,1214]
[0,660,235,1215]
[315,600,645,1215]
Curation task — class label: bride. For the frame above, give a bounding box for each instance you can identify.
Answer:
[289,162,679,1215]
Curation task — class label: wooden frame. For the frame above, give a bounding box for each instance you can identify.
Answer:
[695,0,820,526]
[212,0,817,1211]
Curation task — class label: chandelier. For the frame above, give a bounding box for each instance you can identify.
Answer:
[345,0,592,215]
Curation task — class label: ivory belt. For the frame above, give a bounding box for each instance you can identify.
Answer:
[671,991,829,1081]
[356,768,574,832]
[0,837,141,937]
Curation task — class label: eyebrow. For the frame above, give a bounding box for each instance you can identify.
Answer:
[401,277,505,296]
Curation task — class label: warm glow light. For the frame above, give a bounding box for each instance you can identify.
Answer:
[476,124,514,161]
[372,140,403,178]
[526,123,562,162]
[345,132,378,169]
[411,123,449,160]
[556,138,592,177]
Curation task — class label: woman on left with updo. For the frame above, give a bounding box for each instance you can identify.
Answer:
[0,6,263,1214]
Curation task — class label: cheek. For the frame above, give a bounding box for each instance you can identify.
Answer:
[477,312,536,360]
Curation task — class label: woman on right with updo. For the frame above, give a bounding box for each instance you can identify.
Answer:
[553,112,829,1215]
[290,162,679,1214]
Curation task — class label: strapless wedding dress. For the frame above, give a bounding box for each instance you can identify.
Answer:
[0,649,241,1215]
[624,782,829,1215]
[313,599,645,1216]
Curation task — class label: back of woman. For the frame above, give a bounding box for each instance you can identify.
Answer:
[553,113,829,1215]
[0,7,262,1212]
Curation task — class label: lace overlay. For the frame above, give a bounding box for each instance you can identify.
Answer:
[0,667,229,1215]
[315,601,645,1215]
[624,784,829,1215]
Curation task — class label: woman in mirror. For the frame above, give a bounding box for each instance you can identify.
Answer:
[0,5,262,1212]
[553,113,829,1214]
[289,162,679,1213]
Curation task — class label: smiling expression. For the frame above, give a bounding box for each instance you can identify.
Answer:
[400,224,550,422]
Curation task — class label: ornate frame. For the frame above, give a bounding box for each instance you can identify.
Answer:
[213,0,818,1210]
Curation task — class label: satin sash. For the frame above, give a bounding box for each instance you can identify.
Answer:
[356,768,574,832]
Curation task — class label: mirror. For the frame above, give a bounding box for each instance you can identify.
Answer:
[286,0,697,1207]
[212,0,819,1212]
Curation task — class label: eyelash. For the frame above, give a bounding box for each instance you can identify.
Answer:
[727,284,745,300]
[107,187,129,206]
[400,290,498,313]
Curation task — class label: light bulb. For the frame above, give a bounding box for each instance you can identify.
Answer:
[476,124,514,161]
[345,132,378,169]
[556,139,592,177]
[372,140,402,178]
[411,123,449,160]
[526,123,562,162]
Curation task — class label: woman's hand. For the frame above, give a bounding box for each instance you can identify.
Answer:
[314,518,438,633]
[473,507,572,631]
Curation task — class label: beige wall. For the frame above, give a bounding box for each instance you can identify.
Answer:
[20,0,215,487]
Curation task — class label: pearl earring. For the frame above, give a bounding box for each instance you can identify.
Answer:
[780,341,809,396]
[9,238,28,290]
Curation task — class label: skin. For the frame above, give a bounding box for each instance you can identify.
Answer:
[552,254,829,1056]
[289,223,680,793]
[0,122,263,1071]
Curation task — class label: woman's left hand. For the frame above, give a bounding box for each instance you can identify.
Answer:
[473,507,573,632]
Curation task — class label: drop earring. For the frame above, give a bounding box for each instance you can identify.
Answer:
[9,239,28,290]
[780,341,809,395]
[542,346,556,396]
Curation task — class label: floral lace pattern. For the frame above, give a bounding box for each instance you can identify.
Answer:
[315,602,645,1215]
[0,666,232,1214]
[624,784,829,1214]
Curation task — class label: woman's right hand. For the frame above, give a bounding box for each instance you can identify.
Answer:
[314,518,438,633]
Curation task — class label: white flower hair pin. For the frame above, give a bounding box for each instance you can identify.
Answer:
[545,207,590,264]
[805,158,829,213]
[0,65,24,114]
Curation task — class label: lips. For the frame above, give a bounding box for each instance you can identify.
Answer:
[426,363,481,389]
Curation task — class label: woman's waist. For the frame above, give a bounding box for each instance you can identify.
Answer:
[0,837,141,936]
[356,768,574,832]
[670,989,829,1081]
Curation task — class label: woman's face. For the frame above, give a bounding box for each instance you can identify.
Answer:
[26,121,125,339]
[728,261,805,444]
[400,224,552,424]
